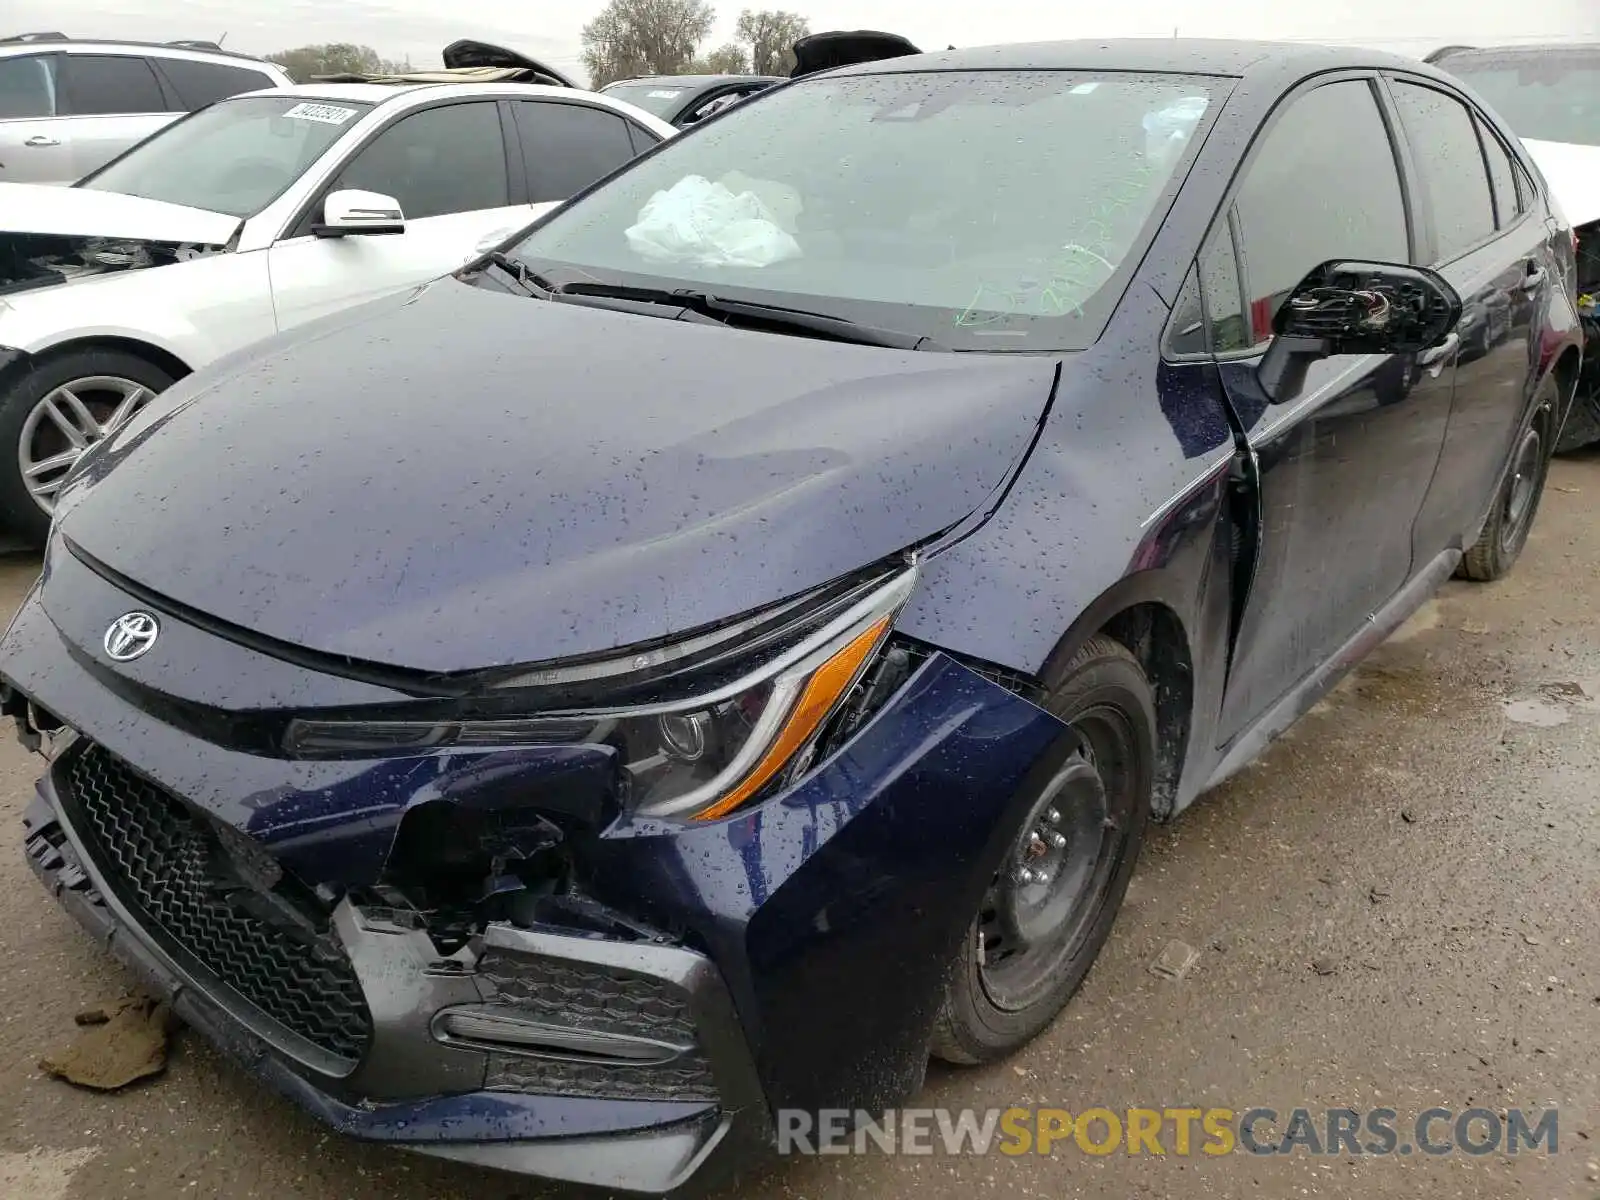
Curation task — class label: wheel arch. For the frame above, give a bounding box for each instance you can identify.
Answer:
[5,337,195,388]
[1037,572,1200,823]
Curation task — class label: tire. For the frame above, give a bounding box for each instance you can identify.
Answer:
[0,348,173,548]
[1457,378,1556,583]
[930,634,1156,1066]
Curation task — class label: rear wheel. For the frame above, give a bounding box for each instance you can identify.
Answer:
[930,635,1155,1065]
[0,348,172,547]
[1458,379,1556,582]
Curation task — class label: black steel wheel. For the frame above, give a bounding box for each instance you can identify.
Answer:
[930,634,1155,1065]
[1458,377,1556,582]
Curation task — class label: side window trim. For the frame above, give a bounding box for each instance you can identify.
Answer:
[144,57,189,112]
[1476,113,1529,230]
[497,98,532,206]
[1380,73,1504,265]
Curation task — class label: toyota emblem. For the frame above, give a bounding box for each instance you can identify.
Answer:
[104,611,160,662]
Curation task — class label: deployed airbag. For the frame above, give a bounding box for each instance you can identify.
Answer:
[624,175,801,267]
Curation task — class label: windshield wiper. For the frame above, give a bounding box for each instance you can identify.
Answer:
[473,250,553,296]
[552,281,944,351]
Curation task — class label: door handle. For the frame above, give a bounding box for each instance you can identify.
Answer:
[1418,332,1459,375]
[23,135,61,148]
[1522,266,1546,292]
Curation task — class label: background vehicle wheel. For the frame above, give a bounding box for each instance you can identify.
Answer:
[930,634,1155,1066]
[1457,380,1556,583]
[0,348,173,547]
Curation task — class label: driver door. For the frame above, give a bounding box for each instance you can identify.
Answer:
[1210,78,1459,744]
[266,99,533,332]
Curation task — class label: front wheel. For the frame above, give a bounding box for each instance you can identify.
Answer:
[930,635,1155,1066]
[0,348,173,547]
[1457,378,1556,582]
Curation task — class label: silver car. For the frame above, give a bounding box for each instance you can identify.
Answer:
[0,34,293,184]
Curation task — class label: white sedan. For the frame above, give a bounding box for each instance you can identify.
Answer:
[0,73,676,544]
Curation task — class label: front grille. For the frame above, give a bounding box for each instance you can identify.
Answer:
[478,950,718,1102]
[60,744,373,1065]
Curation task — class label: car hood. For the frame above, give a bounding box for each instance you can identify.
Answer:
[1522,139,1600,228]
[0,181,241,244]
[57,279,1057,675]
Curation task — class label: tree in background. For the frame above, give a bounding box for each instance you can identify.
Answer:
[581,0,715,87]
[264,43,413,81]
[687,43,750,74]
[735,8,809,76]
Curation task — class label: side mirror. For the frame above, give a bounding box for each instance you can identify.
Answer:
[313,189,406,238]
[1257,260,1462,404]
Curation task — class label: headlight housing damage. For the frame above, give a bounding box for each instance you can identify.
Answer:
[285,566,916,820]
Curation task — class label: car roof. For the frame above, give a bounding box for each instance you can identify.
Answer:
[0,35,277,65]
[823,36,1429,80]
[605,74,781,87]
[223,80,681,136]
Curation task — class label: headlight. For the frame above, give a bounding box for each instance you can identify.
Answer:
[285,565,916,820]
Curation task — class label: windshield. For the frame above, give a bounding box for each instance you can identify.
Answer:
[1445,51,1600,146]
[599,81,697,118]
[513,70,1216,351]
[79,95,372,217]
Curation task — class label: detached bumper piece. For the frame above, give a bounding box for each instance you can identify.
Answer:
[25,739,770,1194]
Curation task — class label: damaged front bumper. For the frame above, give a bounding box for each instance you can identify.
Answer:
[2,553,1070,1192]
[24,774,760,1192]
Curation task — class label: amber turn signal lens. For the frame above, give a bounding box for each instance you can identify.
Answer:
[692,614,892,821]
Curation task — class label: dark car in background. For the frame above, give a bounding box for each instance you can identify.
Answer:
[599,73,783,127]
[1,37,1581,1194]
[1428,42,1600,446]
[597,30,923,127]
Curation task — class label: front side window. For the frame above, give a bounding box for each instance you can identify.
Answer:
[1234,80,1409,345]
[1391,82,1497,262]
[334,101,508,220]
[1441,51,1600,147]
[79,94,370,218]
[512,70,1218,352]
[58,55,165,116]
[0,54,56,119]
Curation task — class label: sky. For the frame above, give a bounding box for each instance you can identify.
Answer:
[13,0,1600,83]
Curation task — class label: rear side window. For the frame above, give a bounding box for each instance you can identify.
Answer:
[334,101,509,220]
[0,53,56,118]
[1475,116,1522,228]
[1234,80,1409,345]
[158,58,277,111]
[57,54,166,116]
[1390,81,1496,261]
[513,101,638,203]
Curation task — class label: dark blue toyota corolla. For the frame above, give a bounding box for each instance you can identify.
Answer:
[0,38,1582,1192]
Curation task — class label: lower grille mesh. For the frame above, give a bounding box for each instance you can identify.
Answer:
[478,950,718,1102]
[62,744,372,1065]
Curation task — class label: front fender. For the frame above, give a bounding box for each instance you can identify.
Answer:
[1,250,272,368]
[587,654,1073,1117]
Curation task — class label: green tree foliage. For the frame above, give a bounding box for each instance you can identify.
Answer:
[735,8,810,76]
[581,0,716,86]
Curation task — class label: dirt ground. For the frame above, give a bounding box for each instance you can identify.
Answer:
[0,457,1597,1200]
